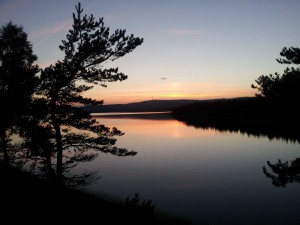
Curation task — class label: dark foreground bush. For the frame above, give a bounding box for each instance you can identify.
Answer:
[0,161,191,225]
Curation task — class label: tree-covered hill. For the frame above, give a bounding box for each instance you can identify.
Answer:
[83,98,250,113]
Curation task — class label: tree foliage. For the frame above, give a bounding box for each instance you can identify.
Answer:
[0,22,39,117]
[252,47,300,102]
[35,3,142,184]
[276,47,300,65]
[0,22,39,163]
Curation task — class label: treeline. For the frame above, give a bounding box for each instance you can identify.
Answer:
[173,96,299,120]
[173,47,300,142]
[173,97,300,143]
[84,99,206,113]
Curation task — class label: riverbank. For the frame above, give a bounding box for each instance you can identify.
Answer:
[0,161,191,225]
[172,98,300,143]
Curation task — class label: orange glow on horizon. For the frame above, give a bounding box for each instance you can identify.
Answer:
[91,91,256,105]
[79,79,256,105]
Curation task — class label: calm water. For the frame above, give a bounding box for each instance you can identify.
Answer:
[77,113,300,225]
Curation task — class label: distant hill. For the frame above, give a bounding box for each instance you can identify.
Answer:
[84,99,201,113]
[83,98,249,113]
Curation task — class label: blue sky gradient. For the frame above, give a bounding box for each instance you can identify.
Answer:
[1,0,299,104]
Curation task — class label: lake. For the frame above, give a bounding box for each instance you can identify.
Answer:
[77,112,300,225]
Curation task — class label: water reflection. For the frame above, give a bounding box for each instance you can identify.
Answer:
[263,157,300,187]
[2,111,300,224]
[0,112,137,186]
[87,114,300,225]
[0,117,96,185]
[173,114,300,143]
[172,113,300,188]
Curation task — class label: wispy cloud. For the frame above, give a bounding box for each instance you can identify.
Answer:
[164,28,212,36]
[29,19,72,47]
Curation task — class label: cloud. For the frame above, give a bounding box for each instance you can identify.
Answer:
[164,28,212,36]
[29,19,72,47]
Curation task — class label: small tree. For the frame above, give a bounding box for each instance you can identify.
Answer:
[0,22,39,163]
[37,3,142,184]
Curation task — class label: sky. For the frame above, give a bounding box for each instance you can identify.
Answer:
[0,0,299,104]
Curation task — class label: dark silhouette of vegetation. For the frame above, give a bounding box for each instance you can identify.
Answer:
[252,47,300,105]
[173,47,300,189]
[125,192,157,220]
[276,47,300,64]
[32,2,142,185]
[1,3,143,186]
[11,114,57,179]
[0,3,189,225]
[173,47,300,142]
[0,10,189,222]
[263,157,300,187]
[94,111,173,120]
[0,22,39,164]
[0,161,191,225]
[173,97,300,143]
[252,47,300,187]
[173,97,261,118]
[84,99,203,113]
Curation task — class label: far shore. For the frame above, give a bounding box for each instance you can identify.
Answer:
[91,111,172,120]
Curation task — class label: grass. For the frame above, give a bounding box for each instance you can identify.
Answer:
[0,161,191,224]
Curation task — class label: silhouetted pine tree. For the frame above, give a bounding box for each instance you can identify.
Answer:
[37,3,142,184]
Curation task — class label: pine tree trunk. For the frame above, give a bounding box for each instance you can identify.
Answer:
[52,117,63,185]
[0,127,9,164]
[45,149,55,179]
[50,99,64,185]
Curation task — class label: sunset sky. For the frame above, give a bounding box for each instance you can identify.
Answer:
[1,0,299,104]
